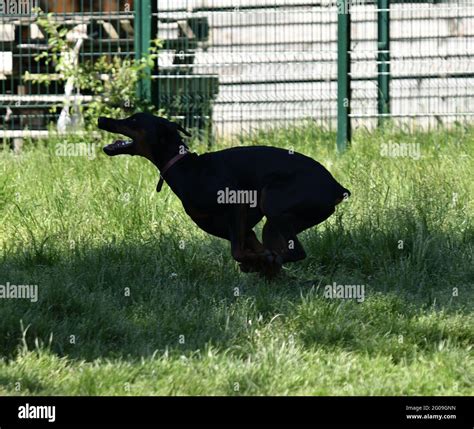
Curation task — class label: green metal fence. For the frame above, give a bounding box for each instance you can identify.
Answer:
[0,1,135,138]
[1,0,473,146]
[338,0,474,149]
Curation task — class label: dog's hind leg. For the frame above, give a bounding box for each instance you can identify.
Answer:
[262,203,337,264]
[262,215,307,264]
[259,181,338,269]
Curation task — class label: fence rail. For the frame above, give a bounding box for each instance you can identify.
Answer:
[0,0,473,145]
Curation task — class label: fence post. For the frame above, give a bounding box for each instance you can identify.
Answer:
[377,0,390,125]
[134,0,152,103]
[337,0,351,152]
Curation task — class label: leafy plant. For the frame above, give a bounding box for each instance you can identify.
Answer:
[26,9,163,129]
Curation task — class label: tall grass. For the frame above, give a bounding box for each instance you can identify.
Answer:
[0,124,472,395]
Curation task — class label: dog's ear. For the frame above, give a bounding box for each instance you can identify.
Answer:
[169,121,191,137]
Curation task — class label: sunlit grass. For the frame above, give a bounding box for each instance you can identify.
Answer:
[0,124,472,395]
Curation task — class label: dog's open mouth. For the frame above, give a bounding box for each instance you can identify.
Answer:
[103,139,134,156]
[98,117,136,156]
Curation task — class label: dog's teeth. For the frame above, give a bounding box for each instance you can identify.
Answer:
[109,140,132,150]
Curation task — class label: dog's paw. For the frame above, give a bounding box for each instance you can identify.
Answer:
[263,250,283,266]
[259,251,283,280]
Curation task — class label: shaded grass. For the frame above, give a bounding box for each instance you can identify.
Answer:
[0,123,472,395]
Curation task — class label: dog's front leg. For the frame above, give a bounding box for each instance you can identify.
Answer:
[228,205,280,279]
[228,204,252,264]
[228,204,266,263]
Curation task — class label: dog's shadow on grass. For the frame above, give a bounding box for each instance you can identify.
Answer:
[0,234,301,361]
[0,223,471,362]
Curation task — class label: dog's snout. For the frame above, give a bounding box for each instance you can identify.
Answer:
[98,117,109,130]
[98,117,120,133]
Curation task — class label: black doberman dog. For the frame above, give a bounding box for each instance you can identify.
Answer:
[98,113,350,278]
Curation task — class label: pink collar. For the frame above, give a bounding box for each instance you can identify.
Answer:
[156,151,189,192]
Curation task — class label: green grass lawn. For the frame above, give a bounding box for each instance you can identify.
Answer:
[0,124,472,395]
